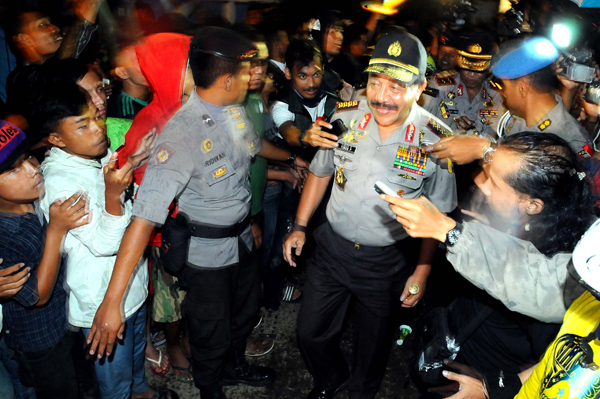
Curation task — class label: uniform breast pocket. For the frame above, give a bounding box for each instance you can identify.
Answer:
[206,159,237,187]
[386,170,424,198]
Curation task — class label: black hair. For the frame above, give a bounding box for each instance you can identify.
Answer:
[29,83,89,136]
[285,38,323,72]
[342,24,368,49]
[500,132,596,257]
[232,24,265,44]
[260,19,287,52]
[188,49,241,89]
[3,6,43,40]
[524,64,559,93]
[310,10,344,50]
[40,57,88,85]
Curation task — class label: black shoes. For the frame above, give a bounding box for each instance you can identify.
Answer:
[307,378,351,399]
[199,381,226,399]
[222,361,276,387]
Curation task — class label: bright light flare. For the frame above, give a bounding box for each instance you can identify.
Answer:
[552,24,571,48]
[361,0,409,15]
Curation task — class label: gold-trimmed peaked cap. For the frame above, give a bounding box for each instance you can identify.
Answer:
[190,26,258,61]
[456,31,495,72]
[364,27,427,84]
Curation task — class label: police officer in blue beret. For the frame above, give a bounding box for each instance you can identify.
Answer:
[426,36,594,165]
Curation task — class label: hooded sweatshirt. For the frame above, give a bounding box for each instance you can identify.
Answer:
[119,33,192,185]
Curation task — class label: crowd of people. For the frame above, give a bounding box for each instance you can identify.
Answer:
[1,1,600,399]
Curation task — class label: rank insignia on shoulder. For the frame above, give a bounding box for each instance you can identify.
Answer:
[457,84,464,96]
[538,119,552,131]
[156,144,174,164]
[202,139,213,153]
[230,108,242,120]
[405,124,416,143]
[336,101,359,112]
[358,113,372,130]
[202,114,215,127]
[439,101,450,119]
[435,76,456,86]
[423,86,439,98]
[398,173,416,180]
[426,118,452,138]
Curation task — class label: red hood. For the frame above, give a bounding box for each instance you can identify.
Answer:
[121,32,191,183]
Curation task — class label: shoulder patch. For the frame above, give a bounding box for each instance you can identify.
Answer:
[336,101,360,112]
[426,118,453,138]
[155,144,175,164]
[538,119,552,131]
[435,76,456,86]
[423,86,439,98]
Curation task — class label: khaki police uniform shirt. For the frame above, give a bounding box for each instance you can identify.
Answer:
[310,100,458,246]
[501,95,594,157]
[422,71,504,138]
[133,89,262,268]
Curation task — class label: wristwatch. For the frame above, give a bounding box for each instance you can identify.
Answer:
[445,222,463,246]
[287,153,297,165]
[298,130,309,148]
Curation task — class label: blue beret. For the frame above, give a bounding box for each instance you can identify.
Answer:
[492,37,559,79]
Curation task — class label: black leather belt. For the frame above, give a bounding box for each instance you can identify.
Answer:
[188,214,251,239]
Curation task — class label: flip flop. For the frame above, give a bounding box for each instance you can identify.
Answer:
[146,350,170,376]
[172,364,194,383]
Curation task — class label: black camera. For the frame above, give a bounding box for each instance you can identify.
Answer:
[558,48,596,83]
[585,79,600,105]
[497,1,532,37]
[438,0,476,31]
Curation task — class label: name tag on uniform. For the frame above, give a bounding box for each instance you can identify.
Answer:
[394,145,427,176]
[337,142,357,154]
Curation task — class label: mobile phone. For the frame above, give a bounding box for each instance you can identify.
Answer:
[322,119,348,137]
[114,145,125,169]
[374,181,400,197]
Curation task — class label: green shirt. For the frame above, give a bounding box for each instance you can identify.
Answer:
[245,92,268,216]
[106,117,133,151]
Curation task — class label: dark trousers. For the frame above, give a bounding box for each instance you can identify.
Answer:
[297,223,411,399]
[13,330,79,399]
[183,238,260,387]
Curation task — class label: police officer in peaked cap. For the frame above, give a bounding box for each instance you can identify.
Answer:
[283,27,457,399]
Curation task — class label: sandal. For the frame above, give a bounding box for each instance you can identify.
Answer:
[172,364,194,383]
[151,330,166,347]
[146,350,170,377]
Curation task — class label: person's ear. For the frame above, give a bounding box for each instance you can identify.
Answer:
[517,78,528,98]
[224,74,233,91]
[47,133,66,148]
[114,67,129,81]
[15,33,32,49]
[416,80,427,100]
[284,67,291,80]
[525,198,544,215]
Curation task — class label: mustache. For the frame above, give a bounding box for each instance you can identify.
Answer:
[370,100,398,110]
[304,87,319,92]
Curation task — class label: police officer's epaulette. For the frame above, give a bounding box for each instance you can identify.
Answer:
[423,86,439,98]
[426,118,453,138]
[435,76,456,86]
[335,101,360,112]
[436,69,457,78]
[538,119,552,131]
